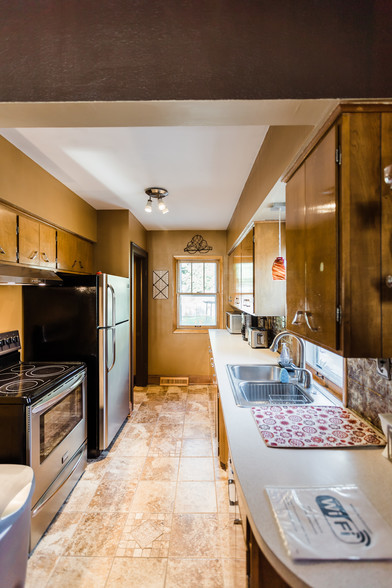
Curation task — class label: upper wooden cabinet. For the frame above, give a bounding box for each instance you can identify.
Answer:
[18,216,56,268]
[228,223,286,316]
[57,230,94,274]
[0,205,17,263]
[285,107,392,357]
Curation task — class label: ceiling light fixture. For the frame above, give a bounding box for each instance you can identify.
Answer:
[144,187,169,214]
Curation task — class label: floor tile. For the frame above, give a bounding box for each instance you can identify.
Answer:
[34,511,82,556]
[158,413,185,425]
[178,457,214,481]
[181,438,213,457]
[218,514,247,559]
[25,553,59,588]
[183,421,212,438]
[46,556,112,588]
[117,512,172,557]
[62,478,99,513]
[175,481,217,513]
[113,435,152,456]
[63,512,127,556]
[102,455,146,479]
[141,456,180,481]
[148,436,182,457]
[222,558,247,588]
[106,557,167,588]
[130,481,177,513]
[166,558,224,588]
[88,478,137,512]
[169,514,220,557]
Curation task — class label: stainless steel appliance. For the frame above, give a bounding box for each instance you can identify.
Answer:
[226,311,242,334]
[248,327,268,348]
[22,272,130,457]
[0,330,87,549]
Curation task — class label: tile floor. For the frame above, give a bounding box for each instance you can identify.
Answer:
[25,385,247,587]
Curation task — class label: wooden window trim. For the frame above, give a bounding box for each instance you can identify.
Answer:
[173,255,223,333]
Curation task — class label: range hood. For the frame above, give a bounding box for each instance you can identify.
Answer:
[0,264,63,285]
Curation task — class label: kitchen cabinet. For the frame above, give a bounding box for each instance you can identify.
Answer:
[228,223,285,317]
[0,205,17,263]
[209,345,228,469]
[57,230,94,274]
[246,521,289,588]
[285,106,392,357]
[18,216,56,268]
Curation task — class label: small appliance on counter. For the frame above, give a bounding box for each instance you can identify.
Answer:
[248,327,268,348]
[226,311,242,334]
[0,330,87,549]
[241,312,253,340]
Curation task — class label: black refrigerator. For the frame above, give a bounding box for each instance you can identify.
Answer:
[23,272,130,457]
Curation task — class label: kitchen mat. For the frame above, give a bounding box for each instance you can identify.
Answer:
[251,405,386,448]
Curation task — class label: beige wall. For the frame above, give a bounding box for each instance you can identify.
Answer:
[129,213,147,252]
[0,286,23,340]
[0,136,97,241]
[147,230,227,378]
[226,125,313,252]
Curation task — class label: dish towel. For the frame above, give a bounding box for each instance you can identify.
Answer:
[251,405,386,448]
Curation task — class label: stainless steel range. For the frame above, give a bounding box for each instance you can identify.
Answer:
[0,330,87,550]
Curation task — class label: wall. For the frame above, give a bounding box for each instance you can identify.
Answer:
[347,359,392,431]
[147,230,227,379]
[0,287,23,340]
[0,136,97,241]
[226,126,312,251]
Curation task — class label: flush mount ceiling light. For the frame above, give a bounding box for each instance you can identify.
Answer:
[144,187,169,214]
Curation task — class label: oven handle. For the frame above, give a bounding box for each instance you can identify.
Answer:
[31,445,85,517]
[31,370,86,415]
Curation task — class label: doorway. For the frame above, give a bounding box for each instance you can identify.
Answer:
[130,243,148,407]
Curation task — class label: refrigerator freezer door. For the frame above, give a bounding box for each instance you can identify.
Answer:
[98,320,130,450]
[98,274,130,328]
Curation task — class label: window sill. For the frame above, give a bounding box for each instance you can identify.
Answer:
[173,328,216,334]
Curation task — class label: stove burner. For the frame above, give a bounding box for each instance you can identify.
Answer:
[0,379,45,393]
[0,372,20,383]
[25,365,68,377]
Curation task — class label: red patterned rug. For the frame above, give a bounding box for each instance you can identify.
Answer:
[251,405,386,448]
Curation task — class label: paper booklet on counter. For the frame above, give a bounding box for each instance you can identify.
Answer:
[266,485,392,561]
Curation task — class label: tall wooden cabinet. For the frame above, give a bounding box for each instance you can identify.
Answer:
[285,106,392,357]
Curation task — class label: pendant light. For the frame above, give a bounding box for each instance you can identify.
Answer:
[272,204,286,280]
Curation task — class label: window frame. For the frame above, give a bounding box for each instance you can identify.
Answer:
[173,255,223,333]
[305,341,345,402]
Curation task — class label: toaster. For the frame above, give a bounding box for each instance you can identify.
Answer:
[248,327,268,348]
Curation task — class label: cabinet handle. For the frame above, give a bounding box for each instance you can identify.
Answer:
[41,252,50,263]
[72,259,78,268]
[304,311,319,332]
[291,310,305,325]
[386,275,392,289]
[79,260,84,269]
[0,246,5,255]
[29,250,38,260]
[228,478,238,506]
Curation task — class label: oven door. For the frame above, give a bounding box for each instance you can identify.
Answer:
[27,369,87,505]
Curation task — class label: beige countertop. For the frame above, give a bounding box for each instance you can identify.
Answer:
[209,329,392,588]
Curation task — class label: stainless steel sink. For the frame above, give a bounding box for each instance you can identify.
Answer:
[228,364,282,382]
[226,364,314,407]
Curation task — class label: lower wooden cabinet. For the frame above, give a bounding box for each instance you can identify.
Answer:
[217,392,229,470]
[247,521,290,588]
[0,205,17,262]
[57,230,94,274]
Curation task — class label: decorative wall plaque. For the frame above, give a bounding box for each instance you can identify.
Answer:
[184,234,212,254]
[152,270,169,299]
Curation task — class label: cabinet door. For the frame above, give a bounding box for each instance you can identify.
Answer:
[18,216,40,266]
[228,250,235,306]
[304,126,338,349]
[77,237,94,274]
[254,222,286,317]
[39,224,56,268]
[57,230,78,271]
[286,165,306,337]
[217,393,228,470]
[381,113,392,355]
[240,228,254,313]
[0,205,17,262]
[233,244,242,309]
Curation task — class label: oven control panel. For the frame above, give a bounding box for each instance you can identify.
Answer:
[0,330,21,356]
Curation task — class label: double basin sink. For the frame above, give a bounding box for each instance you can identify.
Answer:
[226,364,314,408]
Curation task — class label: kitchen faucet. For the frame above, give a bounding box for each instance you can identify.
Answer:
[269,331,312,388]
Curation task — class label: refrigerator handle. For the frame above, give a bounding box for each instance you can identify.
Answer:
[107,327,116,372]
[107,283,116,327]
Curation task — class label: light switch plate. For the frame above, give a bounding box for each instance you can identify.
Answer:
[376,358,392,379]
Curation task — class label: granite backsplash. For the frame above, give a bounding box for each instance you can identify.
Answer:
[347,358,392,431]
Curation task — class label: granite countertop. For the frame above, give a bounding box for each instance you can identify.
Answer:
[209,329,392,588]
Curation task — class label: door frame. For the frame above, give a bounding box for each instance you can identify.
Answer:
[130,242,149,404]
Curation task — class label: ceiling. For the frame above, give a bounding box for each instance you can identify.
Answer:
[0,99,338,231]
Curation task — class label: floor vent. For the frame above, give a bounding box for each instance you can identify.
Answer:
[160,377,189,386]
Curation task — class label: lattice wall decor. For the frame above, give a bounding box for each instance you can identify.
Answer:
[152,270,169,299]
[184,234,212,254]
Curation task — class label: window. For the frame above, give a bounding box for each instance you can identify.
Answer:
[175,257,221,331]
[305,341,344,399]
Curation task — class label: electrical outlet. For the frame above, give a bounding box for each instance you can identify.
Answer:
[376,358,392,379]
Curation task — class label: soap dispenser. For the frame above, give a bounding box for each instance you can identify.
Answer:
[279,342,291,367]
